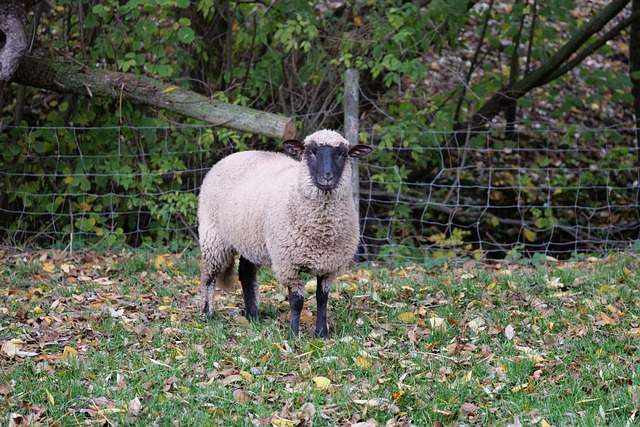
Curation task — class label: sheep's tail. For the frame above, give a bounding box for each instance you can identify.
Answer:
[217,264,237,291]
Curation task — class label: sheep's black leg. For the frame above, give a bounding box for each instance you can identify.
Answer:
[238,256,260,321]
[315,276,329,338]
[288,286,304,337]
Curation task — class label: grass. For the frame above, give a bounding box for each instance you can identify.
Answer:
[1,249,639,426]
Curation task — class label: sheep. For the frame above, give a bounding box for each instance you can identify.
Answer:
[198,129,372,337]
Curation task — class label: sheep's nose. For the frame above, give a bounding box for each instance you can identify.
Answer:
[322,172,333,180]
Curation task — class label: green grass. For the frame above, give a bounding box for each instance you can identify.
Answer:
[1,249,639,426]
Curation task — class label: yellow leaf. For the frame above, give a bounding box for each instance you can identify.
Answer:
[42,262,55,272]
[32,306,44,315]
[459,371,473,383]
[158,305,172,311]
[271,417,296,427]
[64,176,73,184]
[511,383,528,393]
[355,355,371,369]
[398,311,416,323]
[273,343,290,354]
[239,370,254,382]
[392,389,405,401]
[167,345,183,357]
[62,345,78,360]
[523,228,536,242]
[154,255,166,268]
[45,389,55,405]
[312,376,331,390]
[486,280,497,290]
[540,420,552,427]
[162,86,177,93]
[354,16,363,26]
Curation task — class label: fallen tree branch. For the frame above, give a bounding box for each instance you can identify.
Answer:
[11,55,296,140]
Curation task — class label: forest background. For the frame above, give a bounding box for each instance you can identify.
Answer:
[0,0,639,262]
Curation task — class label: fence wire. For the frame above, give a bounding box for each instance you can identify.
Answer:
[1,124,638,262]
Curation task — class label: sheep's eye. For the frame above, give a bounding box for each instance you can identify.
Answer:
[308,149,317,157]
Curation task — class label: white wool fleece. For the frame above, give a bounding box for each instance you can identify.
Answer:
[198,131,359,297]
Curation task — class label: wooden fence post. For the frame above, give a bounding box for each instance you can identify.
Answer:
[344,69,361,258]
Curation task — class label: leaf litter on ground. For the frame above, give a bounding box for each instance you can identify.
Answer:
[1,248,639,426]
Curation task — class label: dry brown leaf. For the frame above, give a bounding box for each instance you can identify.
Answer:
[351,419,378,427]
[233,388,252,403]
[461,402,478,413]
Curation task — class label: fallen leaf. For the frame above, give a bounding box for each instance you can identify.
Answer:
[221,374,243,386]
[128,397,141,416]
[1,341,18,358]
[233,388,252,403]
[505,324,515,340]
[597,311,616,325]
[154,254,166,268]
[352,420,378,427]
[271,417,296,427]
[355,355,372,369]
[62,345,78,360]
[467,317,486,335]
[398,311,416,323]
[545,276,563,289]
[461,402,478,413]
[298,402,316,422]
[312,376,331,390]
[428,317,447,331]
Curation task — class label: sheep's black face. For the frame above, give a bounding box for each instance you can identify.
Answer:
[306,143,348,191]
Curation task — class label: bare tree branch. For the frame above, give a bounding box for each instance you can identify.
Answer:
[456,0,631,133]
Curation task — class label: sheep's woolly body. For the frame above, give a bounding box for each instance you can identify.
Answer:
[198,130,361,332]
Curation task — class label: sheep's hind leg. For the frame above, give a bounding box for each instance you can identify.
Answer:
[201,269,216,319]
[199,230,234,319]
[315,275,329,338]
[238,256,260,321]
[288,284,305,337]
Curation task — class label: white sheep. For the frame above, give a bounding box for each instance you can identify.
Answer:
[198,129,372,337]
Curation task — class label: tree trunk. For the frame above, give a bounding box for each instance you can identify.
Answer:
[0,0,29,83]
[10,55,296,140]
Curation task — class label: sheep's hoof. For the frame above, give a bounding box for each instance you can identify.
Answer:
[314,328,328,338]
[202,304,215,320]
[245,312,260,322]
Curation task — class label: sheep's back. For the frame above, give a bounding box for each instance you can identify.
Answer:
[199,151,297,265]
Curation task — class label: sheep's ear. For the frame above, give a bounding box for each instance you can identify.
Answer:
[283,139,305,156]
[348,144,373,158]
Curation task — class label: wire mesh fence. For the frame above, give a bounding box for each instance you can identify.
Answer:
[1,124,638,262]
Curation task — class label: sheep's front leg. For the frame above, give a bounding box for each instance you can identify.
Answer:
[238,256,260,321]
[315,275,329,338]
[288,285,305,337]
